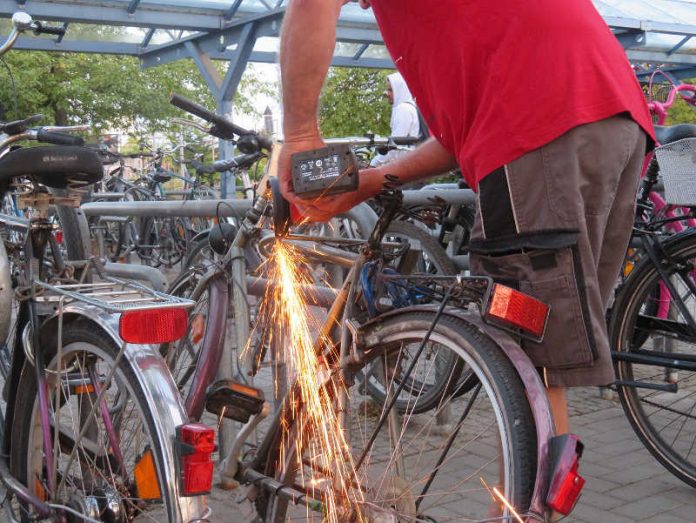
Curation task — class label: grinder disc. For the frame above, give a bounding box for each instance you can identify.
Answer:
[269,176,291,237]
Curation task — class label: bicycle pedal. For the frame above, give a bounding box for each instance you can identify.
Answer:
[205,380,265,423]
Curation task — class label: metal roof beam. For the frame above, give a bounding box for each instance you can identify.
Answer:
[220,22,257,101]
[626,49,696,65]
[605,15,696,37]
[0,0,223,31]
[614,29,646,49]
[141,27,155,48]
[8,36,141,55]
[140,7,284,68]
[224,0,244,21]
[668,35,692,56]
[127,0,141,15]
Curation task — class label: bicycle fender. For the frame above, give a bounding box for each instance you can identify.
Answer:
[38,308,210,523]
[359,304,553,518]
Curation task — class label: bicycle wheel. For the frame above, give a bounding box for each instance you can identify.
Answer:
[384,220,457,275]
[164,268,215,395]
[610,232,696,487]
[157,217,190,268]
[138,216,161,267]
[10,322,178,522]
[261,311,537,521]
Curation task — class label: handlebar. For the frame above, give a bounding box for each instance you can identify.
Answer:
[324,135,420,147]
[647,71,696,125]
[169,92,273,151]
[0,12,66,58]
[31,20,66,37]
[36,129,84,146]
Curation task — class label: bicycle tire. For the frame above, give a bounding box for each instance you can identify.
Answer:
[384,220,457,275]
[610,230,696,488]
[164,267,214,394]
[260,311,537,522]
[138,216,161,267]
[157,216,190,268]
[10,321,179,521]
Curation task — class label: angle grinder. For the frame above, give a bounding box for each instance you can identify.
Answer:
[270,143,359,237]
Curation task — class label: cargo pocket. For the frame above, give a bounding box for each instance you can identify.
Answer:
[470,234,596,369]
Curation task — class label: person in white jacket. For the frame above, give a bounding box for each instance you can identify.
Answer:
[370,72,420,167]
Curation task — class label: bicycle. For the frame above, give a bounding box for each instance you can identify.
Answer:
[608,81,696,488]
[164,93,585,522]
[0,14,212,523]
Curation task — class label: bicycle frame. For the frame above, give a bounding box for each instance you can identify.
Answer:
[175,144,559,520]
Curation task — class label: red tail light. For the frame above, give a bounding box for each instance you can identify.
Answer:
[119,308,188,344]
[177,423,216,496]
[546,434,585,515]
[55,230,63,245]
[485,284,549,340]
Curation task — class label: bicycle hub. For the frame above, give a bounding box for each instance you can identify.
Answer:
[290,144,359,199]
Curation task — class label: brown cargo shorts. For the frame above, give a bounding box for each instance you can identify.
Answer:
[469,114,647,387]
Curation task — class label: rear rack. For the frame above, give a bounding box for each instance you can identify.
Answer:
[33,277,195,313]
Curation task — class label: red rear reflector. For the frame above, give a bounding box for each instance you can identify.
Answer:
[190,313,206,345]
[177,424,216,496]
[119,308,188,344]
[55,230,63,245]
[546,434,585,516]
[486,284,548,339]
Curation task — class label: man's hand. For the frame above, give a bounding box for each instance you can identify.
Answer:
[280,163,384,223]
[277,136,326,207]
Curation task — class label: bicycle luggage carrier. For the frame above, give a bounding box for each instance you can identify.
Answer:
[32,277,195,313]
[654,137,696,206]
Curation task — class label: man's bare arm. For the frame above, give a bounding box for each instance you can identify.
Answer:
[280,0,346,141]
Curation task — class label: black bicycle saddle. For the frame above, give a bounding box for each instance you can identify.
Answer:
[654,124,696,145]
[0,145,103,190]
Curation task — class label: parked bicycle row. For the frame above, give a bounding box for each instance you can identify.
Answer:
[2,9,696,523]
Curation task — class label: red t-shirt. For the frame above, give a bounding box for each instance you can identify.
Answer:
[370,0,655,190]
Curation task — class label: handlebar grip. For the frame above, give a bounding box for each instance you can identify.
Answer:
[214,152,263,171]
[189,160,216,174]
[390,136,421,146]
[170,92,271,150]
[33,21,66,36]
[170,93,219,124]
[37,130,84,146]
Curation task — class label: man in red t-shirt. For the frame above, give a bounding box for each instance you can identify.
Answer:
[278,0,654,434]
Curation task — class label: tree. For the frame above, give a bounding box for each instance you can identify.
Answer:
[319,67,392,137]
[0,51,275,136]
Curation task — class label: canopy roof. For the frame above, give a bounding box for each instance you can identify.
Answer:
[1,0,696,96]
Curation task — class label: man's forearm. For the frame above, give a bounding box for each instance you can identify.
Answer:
[280,0,344,140]
[363,138,459,195]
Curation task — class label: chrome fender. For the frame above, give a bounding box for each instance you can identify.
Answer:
[40,306,210,523]
[358,305,554,518]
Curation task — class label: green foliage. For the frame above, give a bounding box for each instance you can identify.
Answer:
[319,67,392,137]
[665,94,696,125]
[0,51,274,138]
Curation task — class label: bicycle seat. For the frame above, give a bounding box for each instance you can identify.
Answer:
[654,124,696,145]
[152,169,173,183]
[0,145,103,190]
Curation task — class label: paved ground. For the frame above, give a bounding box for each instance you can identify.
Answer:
[205,387,696,523]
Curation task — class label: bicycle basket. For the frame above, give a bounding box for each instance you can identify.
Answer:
[654,137,696,206]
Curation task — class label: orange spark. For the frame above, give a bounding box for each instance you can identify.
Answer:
[255,240,364,522]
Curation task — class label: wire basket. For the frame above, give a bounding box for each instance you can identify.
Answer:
[654,137,696,206]
[33,277,195,313]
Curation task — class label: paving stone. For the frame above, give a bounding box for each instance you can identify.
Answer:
[610,494,683,520]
